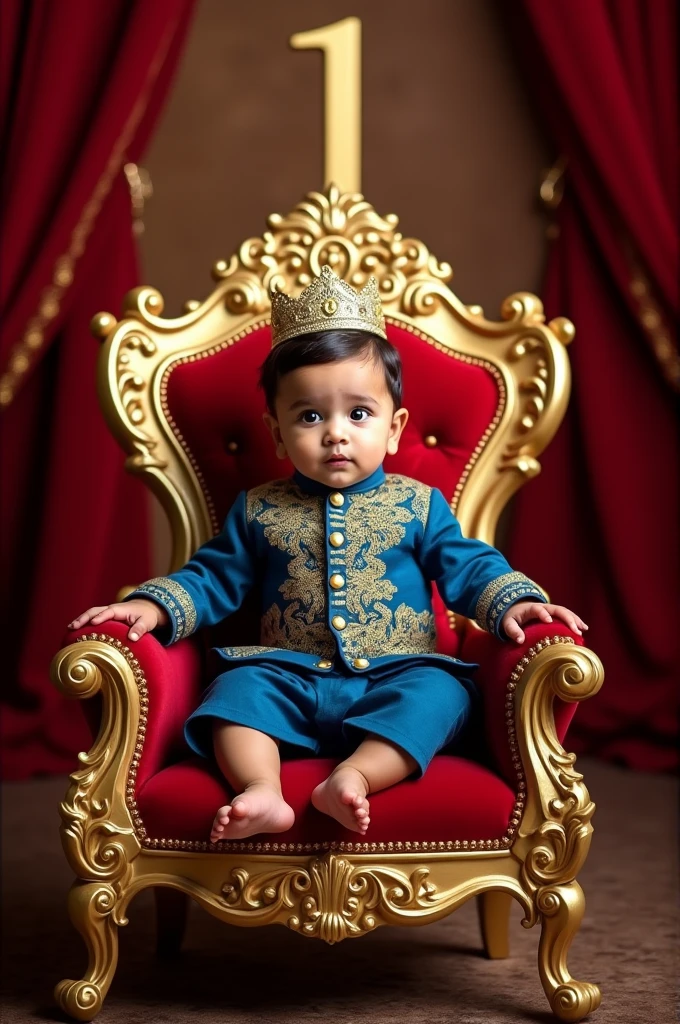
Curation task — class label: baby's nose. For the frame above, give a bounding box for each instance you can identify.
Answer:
[324,420,348,442]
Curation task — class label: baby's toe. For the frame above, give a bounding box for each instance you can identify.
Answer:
[230,800,250,819]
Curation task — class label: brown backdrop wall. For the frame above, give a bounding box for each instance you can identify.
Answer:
[137,0,551,570]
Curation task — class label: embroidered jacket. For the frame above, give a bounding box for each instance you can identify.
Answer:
[128,465,544,674]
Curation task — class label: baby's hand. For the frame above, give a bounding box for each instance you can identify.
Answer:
[68,599,169,642]
[501,602,588,645]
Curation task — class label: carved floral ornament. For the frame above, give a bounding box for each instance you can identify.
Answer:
[93,183,576,339]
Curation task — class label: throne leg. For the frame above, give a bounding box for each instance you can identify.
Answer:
[55,881,120,1022]
[154,887,189,959]
[477,891,511,958]
[537,881,601,1022]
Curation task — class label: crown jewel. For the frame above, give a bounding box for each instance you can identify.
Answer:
[270,265,387,347]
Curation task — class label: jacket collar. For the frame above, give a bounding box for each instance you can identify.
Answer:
[292,463,386,496]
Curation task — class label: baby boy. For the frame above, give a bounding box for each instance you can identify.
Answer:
[69,266,587,844]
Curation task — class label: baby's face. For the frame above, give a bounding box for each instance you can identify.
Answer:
[263,355,408,488]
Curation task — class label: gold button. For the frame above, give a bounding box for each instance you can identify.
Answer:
[329,532,345,547]
[329,492,345,507]
[353,658,370,669]
[424,435,438,448]
[331,615,347,630]
[329,573,345,589]
[316,660,333,669]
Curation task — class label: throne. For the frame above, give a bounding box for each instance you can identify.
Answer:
[52,186,604,1022]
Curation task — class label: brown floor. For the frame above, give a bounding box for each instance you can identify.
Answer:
[1,758,678,1023]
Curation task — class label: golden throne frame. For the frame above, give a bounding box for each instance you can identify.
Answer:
[51,185,604,1021]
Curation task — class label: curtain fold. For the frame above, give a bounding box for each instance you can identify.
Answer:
[509,0,678,770]
[0,0,197,779]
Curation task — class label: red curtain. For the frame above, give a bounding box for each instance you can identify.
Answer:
[0,0,197,779]
[508,0,679,770]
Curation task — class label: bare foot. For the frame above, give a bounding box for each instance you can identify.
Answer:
[311,765,371,834]
[210,783,295,842]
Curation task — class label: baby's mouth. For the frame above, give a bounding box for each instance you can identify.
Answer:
[325,454,351,464]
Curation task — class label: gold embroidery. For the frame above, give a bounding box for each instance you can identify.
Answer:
[247,481,336,658]
[475,571,542,634]
[241,475,437,662]
[134,576,197,640]
[219,645,282,658]
[342,476,435,658]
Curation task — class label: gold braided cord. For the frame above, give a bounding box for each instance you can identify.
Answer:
[0,17,179,411]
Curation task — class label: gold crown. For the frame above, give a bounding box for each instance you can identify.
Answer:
[270,265,387,346]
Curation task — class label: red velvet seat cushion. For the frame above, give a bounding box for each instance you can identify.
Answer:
[136,754,516,848]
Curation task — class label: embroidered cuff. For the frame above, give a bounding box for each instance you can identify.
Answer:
[127,577,197,643]
[475,572,545,638]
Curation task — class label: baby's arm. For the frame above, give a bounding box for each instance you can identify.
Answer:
[69,599,169,642]
[69,490,257,646]
[419,487,547,637]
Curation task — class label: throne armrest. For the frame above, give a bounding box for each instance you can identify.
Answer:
[458,623,588,785]
[53,622,204,792]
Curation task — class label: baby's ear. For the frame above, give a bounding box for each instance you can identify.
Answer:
[262,412,287,459]
[387,406,409,454]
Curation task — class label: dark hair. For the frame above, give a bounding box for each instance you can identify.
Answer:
[259,329,402,415]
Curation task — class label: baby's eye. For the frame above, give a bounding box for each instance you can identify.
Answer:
[300,410,322,423]
[349,407,371,421]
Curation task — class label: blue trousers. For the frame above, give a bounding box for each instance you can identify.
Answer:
[184,657,476,776]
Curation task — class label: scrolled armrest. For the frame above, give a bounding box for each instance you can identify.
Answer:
[458,622,589,786]
[54,621,204,792]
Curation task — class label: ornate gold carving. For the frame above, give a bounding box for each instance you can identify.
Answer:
[55,881,121,1022]
[536,882,602,1021]
[220,854,493,943]
[212,183,452,310]
[514,644,603,905]
[51,638,144,885]
[506,640,604,1020]
[51,635,149,1019]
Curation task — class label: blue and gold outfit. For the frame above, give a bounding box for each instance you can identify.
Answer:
[129,465,544,774]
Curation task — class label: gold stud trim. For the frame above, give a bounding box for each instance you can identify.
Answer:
[160,319,269,534]
[329,573,345,589]
[329,492,345,506]
[75,633,150,842]
[331,615,347,630]
[501,634,576,845]
[383,319,506,513]
[329,532,345,548]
